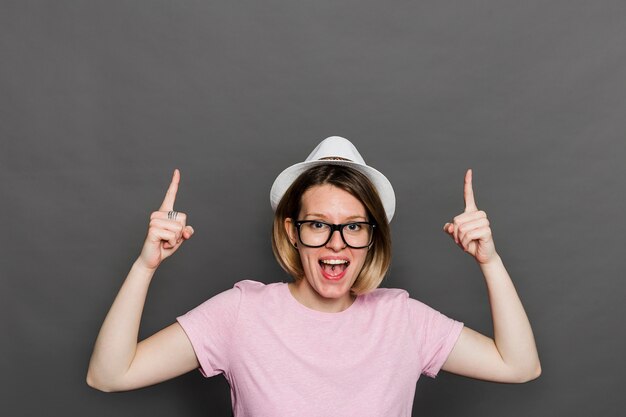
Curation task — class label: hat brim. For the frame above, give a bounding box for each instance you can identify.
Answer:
[270,160,396,222]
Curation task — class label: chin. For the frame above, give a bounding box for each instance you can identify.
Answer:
[316,285,351,299]
[312,273,356,299]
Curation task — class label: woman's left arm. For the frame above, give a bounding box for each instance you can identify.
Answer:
[440,169,541,383]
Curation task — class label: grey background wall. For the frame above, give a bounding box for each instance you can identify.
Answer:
[2,1,625,416]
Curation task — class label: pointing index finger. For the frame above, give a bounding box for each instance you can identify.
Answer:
[159,169,180,211]
[464,168,478,212]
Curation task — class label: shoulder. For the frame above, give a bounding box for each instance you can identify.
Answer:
[358,287,442,316]
[358,287,410,312]
[361,287,409,302]
[232,279,289,309]
[233,279,285,297]
[179,280,284,321]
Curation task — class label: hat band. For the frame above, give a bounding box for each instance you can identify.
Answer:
[319,156,352,162]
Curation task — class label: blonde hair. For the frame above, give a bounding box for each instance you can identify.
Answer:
[272,165,392,294]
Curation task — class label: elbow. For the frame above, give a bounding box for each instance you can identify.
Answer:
[513,362,542,383]
[86,372,102,391]
[86,372,108,392]
[86,369,119,393]
[528,362,542,381]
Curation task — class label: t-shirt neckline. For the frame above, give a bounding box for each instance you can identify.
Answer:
[281,281,361,320]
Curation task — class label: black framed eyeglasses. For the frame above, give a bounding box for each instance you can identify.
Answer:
[295,220,376,249]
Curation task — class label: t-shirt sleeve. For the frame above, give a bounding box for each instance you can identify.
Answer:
[176,286,242,377]
[408,298,464,378]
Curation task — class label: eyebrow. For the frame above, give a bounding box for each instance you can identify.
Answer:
[302,213,368,221]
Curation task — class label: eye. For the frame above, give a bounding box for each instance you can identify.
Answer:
[345,223,361,232]
[311,222,327,229]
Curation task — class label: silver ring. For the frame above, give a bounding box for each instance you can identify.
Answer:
[168,211,178,220]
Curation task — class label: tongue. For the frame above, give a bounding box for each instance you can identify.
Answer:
[321,263,347,277]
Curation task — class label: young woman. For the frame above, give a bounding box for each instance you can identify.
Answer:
[87,136,540,416]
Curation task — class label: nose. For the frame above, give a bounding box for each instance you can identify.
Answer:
[326,229,346,251]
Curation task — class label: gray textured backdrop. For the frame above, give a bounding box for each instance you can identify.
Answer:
[2,1,625,416]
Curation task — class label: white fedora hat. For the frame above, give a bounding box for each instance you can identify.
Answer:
[270,136,396,222]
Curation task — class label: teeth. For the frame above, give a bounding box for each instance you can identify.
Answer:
[320,259,348,265]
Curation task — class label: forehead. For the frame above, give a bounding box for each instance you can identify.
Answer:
[299,184,367,219]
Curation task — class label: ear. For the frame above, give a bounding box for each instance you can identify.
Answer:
[284,218,298,248]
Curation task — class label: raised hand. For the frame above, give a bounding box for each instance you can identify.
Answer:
[443,169,497,264]
[137,169,195,271]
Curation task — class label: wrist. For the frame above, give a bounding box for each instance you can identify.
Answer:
[132,258,159,276]
[477,253,502,268]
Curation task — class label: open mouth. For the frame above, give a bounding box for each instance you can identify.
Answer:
[319,259,350,280]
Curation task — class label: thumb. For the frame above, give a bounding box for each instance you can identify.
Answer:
[182,225,195,240]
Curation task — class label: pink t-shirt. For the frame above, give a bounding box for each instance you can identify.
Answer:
[176,280,463,417]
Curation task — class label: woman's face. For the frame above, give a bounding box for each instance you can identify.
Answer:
[285,184,370,311]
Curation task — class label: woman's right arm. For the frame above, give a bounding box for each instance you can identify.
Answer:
[86,169,198,392]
